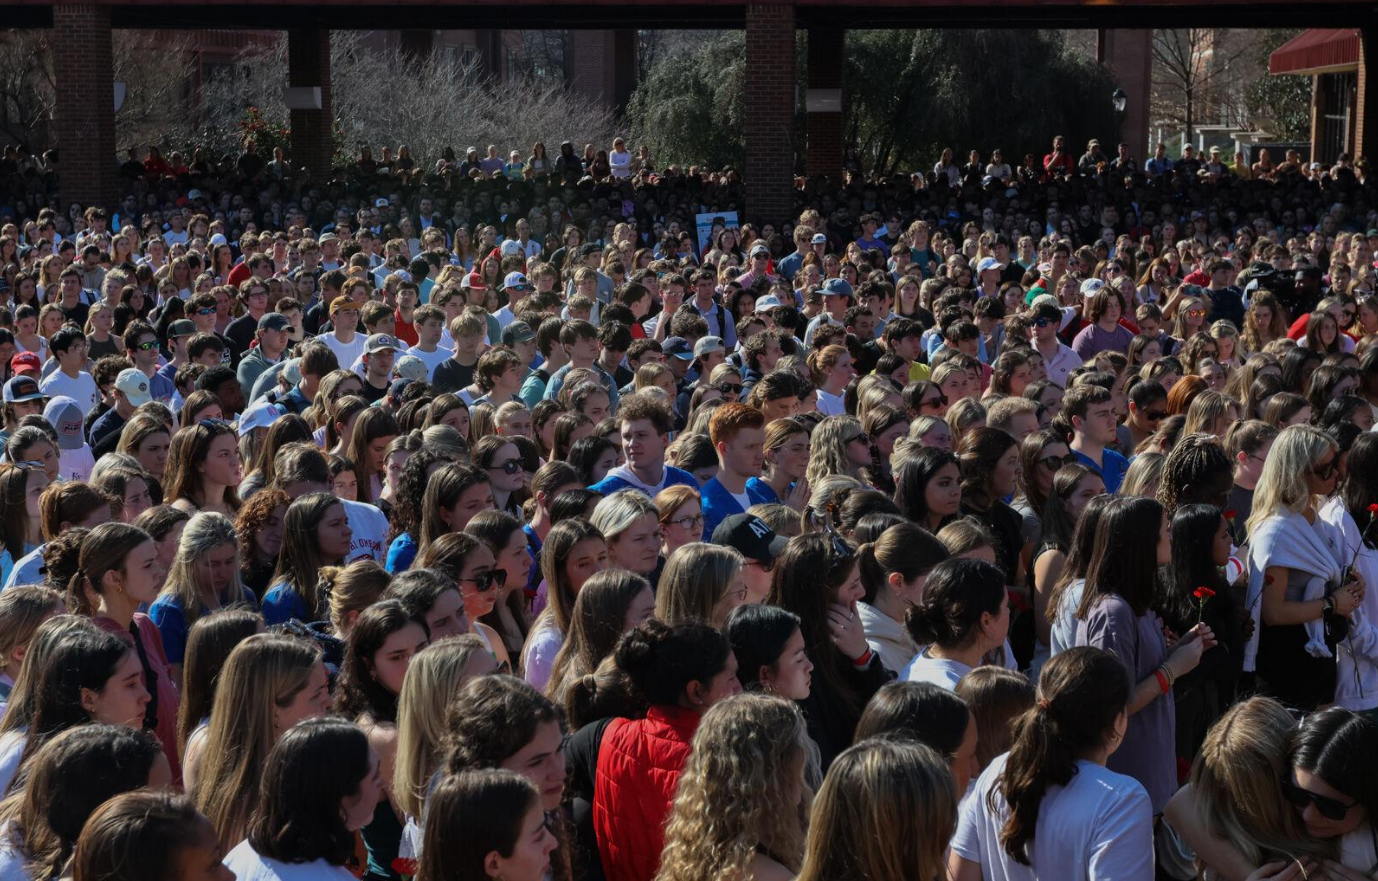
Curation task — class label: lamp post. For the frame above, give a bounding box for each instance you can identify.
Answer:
[1112,88,1128,113]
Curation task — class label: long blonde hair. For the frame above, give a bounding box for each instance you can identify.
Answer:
[1246,424,1336,536]
[1189,697,1335,866]
[191,633,322,846]
[156,512,249,629]
[654,543,743,627]
[393,635,489,820]
[805,415,863,488]
[656,694,814,881]
[795,736,955,881]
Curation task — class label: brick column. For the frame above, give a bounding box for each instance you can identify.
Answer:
[53,4,116,209]
[806,27,844,181]
[1358,26,1378,161]
[744,4,796,224]
[476,30,504,82]
[288,28,333,183]
[1101,30,1153,158]
[612,29,637,112]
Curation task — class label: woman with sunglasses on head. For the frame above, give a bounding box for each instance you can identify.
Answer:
[768,530,890,770]
[948,647,1153,881]
[164,420,242,517]
[415,532,512,673]
[334,600,429,881]
[1247,425,1362,712]
[222,717,382,881]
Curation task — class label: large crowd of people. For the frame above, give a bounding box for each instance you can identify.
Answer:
[0,131,1372,881]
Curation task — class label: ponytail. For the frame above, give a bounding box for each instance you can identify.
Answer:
[996,647,1129,864]
[66,568,94,617]
[858,523,948,604]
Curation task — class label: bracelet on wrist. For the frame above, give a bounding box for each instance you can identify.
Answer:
[1153,668,1170,695]
[852,648,873,668]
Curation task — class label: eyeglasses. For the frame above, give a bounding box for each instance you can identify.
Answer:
[665,513,704,531]
[134,341,159,351]
[489,459,522,475]
[460,569,507,593]
[1280,775,1354,821]
[746,557,776,574]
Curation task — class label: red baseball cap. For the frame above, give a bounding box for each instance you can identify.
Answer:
[464,271,487,291]
[10,352,40,377]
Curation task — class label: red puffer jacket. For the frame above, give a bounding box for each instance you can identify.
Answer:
[592,705,701,881]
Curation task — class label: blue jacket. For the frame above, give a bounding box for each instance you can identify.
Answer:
[700,476,775,541]
[590,464,699,498]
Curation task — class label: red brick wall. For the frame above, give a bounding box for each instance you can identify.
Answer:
[1358,28,1377,160]
[744,3,796,223]
[1101,29,1152,157]
[805,27,843,181]
[288,28,333,181]
[53,3,116,208]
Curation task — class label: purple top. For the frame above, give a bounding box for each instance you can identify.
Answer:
[1076,593,1176,813]
[1071,323,1134,360]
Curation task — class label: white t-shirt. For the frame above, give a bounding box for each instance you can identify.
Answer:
[223,841,355,881]
[902,649,972,690]
[343,500,389,563]
[951,753,1154,881]
[39,370,100,415]
[59,445,95,482]
[316,331,366,369]
[406,345,453,381]
[815,388,845,417]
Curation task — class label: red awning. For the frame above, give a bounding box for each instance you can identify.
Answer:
[1269,28,1360,76]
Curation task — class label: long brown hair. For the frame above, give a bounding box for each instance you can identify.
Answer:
[271,492,347,621]
[995,647,1129,864]
[0,463,42,562]
[163,420,241,512]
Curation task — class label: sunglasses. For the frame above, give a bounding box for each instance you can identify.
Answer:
[196,308,215,316]
[1032,317,1052,328]
[1313,457,1339,481]
[1143,409,1169,422]
[1039,453,1078,470]
[1186,309,1207,318]
[1281,776,1354,821]
[921,395,948,409]
[134,341,159,351]
[460,569,507,593]
[489,459,523,475]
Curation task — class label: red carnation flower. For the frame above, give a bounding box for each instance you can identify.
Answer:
[1193,586,1216,600]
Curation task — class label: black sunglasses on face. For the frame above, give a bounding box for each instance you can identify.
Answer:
[922,395,947,409]
[489,459,522,475]
[1281,776,1354,821]
[461,569,506,593]
[1040,454,1078,470]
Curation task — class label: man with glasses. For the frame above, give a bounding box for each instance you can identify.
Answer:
[712,512,787,606]
[123,321,176,405]
[1029,300,1079,388]
[591,394,698,497]
[1125,380,1169,453]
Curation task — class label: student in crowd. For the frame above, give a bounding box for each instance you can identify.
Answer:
[72,790,229,881]
[260,492,354,625]
[855,522,949,674]
[148,512,255,673]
